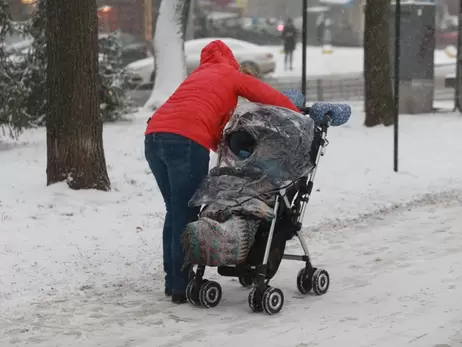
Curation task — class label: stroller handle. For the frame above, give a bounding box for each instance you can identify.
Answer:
[299,106,311,115]
[299,103,351,127]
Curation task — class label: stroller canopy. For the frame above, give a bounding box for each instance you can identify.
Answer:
[190,103,315,208]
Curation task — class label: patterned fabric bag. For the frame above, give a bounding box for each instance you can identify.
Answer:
[182,213,259,266]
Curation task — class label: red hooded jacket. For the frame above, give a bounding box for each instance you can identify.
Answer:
[145,40,299,151]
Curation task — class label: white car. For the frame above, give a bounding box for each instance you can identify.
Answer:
[125,37,276,87]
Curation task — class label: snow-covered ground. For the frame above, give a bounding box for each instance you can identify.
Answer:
[269,45,456,78]
[1,106,462,346]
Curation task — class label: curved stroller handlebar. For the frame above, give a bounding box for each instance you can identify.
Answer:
[281,89,351,127]
[301,103,351,127]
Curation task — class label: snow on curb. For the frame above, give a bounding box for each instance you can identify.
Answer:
[305,189,462,234]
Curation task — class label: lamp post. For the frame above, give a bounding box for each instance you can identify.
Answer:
[301,0,308,98]
[454,0,462,112]
[393,0,401,172]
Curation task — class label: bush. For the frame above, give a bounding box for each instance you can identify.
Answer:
[0,2,31,137]
[0,0,133,138]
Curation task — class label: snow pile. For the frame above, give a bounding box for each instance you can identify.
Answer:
[1,107,462,346]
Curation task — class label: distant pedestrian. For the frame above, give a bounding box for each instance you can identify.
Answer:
[282,18,297,71]
[316,14,326,46]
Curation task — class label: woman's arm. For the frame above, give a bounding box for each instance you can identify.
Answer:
[235,72,299,112]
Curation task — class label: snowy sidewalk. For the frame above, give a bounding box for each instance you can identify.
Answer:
[1,201,461,347]
[1,107,462,346]
[268,45,456,78]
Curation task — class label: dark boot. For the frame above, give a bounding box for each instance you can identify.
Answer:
[165,287,172,297]
[172,292,187,304]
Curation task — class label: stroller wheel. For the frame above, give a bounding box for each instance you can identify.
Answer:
[262,287,284,315]
[311,268,330,296]
[199,281,222,308]
[248,287,263,313]
[296,268,313,294]
[238,275,254,288]
[186,279,201,306]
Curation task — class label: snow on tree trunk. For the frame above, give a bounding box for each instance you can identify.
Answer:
[144,0,187,110]
[46,0,110,191]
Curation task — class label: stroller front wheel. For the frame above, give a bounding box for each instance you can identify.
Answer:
[199,281,223,308]
[248,287,263,312]
[262,287,284,315]
[186,279,201,306]
[248,286,284,315]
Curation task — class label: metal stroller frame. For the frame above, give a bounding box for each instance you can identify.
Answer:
[185,109,332,315]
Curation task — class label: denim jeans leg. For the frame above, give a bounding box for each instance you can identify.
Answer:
[144,134,173,292]
[157,134,210,294]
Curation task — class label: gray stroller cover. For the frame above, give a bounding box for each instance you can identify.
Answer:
[182,103,316,267]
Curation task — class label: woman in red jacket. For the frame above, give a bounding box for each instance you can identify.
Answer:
[145,39,299,304]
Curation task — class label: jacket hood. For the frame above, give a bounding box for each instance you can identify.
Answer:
[199,40,240,70]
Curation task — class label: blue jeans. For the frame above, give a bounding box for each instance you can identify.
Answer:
[144,132,209,294]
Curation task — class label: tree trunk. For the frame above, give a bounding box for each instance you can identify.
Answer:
[144,0,189,110]
[46,0,110,191]
[364,0,395,127]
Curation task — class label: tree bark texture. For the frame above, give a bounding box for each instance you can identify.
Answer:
[46,0,111,190]
[364,0,395,127]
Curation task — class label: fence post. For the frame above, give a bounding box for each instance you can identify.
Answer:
[316,79,323,101]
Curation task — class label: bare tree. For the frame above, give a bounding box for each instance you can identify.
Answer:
[46,0,110,190]
[364,0,394,127]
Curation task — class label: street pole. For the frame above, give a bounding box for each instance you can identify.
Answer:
[301,0,308,97]
[393,0,401,172]
[454,0,462,112]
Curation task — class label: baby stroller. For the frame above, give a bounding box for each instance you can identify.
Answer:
[182,96,351,315]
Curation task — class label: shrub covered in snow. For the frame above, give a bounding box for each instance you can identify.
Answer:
[0,1,31,138]
[0,0,133,138]
[98,31,134,122]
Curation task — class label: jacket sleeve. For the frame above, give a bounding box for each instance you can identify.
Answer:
[235,72,300,112]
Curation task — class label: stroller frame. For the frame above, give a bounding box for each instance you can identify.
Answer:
[186,112,332,315]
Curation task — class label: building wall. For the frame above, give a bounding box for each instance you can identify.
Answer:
[6,0,152,41]
[6,0,35,20]
[102,0,145,38]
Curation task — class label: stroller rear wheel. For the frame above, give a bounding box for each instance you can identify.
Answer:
[296,267,330,295]
[312,268,330,295]
[296,268,313,294]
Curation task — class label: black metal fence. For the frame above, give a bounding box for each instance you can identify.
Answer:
[127,74,454,106]
[265,74,453,102]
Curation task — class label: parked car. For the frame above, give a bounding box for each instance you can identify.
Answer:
[436,29,458,49]
[125,37,276,87]
[98,32,153,66]
[2,29,152,67]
